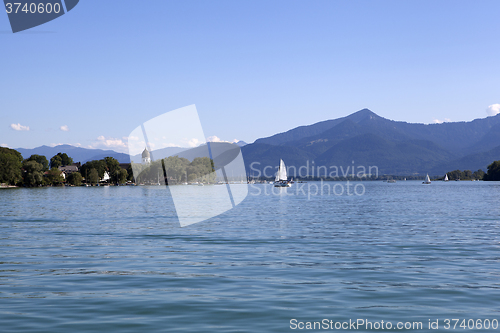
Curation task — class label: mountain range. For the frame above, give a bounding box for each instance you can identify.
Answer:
[15,109,500,176]
[241,109,500,176]
[15,141,248,165]
[15,145,131,164]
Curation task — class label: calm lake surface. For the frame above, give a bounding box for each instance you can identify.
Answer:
[1,181,500,332]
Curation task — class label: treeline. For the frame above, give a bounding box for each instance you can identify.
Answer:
[483,161,500,181]
[79,157,130,186]
[0,147,131,187]
[444,161,500,181]
[131,156,215,185]
[0,147,216,187]
[443,169,485,181]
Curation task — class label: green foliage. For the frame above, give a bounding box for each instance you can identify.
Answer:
[447,170,462,180]
[133,161,163,184]
[80,160,106,180]
[22,160,44,186]
[484,161,500,181]
[0,147,23,185]
[472,169,485,180]
[45,169,64,186]
[104,157,120,177]
[133,156,215,185]
[163,156,190,183]
[111,168,128,184]
[50,155,62,169]
[50,152,73,169]
[186,157,216,183]
[26,154,49,172]
[88,168,99,185]
[126,163,135,181]
[67,172,83,186]
[444,169,485,180]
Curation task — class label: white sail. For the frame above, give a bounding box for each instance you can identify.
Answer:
[275,172,279,182]
[279,159,287,180]
[425,174,431,183]
[444,174,448,181]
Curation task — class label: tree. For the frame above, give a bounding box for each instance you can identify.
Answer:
[22,160,44,186]
[448,170,461,180]
[104,157,120,181]
[81,160,106,180]
[67,172,83,186]
[187,157,215,183]
[0,147,23,185]
[50,155,63,169]
[163,156,190,183]
[127,163,135,182]
[45,169,64,186]
[461,170,472,180]
[472,169,485,180]
[88,168,99,185]
[484,161,500,181]
[50,152,73,169]
[26,154,49,172]
[112,168,128,184]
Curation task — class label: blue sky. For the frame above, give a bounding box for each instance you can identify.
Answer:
[1,0,500,152]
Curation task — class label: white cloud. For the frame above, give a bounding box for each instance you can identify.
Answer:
[206,135,223,142]
[60,125,69,132]
[486,104,500,116]
[1,143,8,147]
[10,123,29,131]
[50,143,64,147]
[163,143,181,147]
[207,136,241,143]
[432,118,451,124]
[187,138,203,147]
[94,136,128,151]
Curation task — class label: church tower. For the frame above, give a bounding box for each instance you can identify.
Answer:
[142,147,151,164]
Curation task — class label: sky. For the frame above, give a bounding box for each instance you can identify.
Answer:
[1,0,500,153]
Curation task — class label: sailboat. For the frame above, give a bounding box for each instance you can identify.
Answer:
[274,159,292,187]
[422,174,431,184]
[443,174,449,181]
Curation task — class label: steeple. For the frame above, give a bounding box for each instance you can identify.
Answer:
[142,147,151,164]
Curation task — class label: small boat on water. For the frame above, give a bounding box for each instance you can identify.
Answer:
[443,174,449,181]
[387,179,396,183]
[274,159,292,187]
[423,174,431,184]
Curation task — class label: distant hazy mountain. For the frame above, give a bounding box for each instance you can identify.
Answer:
[235,140,247,147]
[243,109,500,176]
[16,145,131,164]
[16,110,500,176]
[129,147,188,163]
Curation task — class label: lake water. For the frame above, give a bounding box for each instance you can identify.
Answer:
[1,181,500,332]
